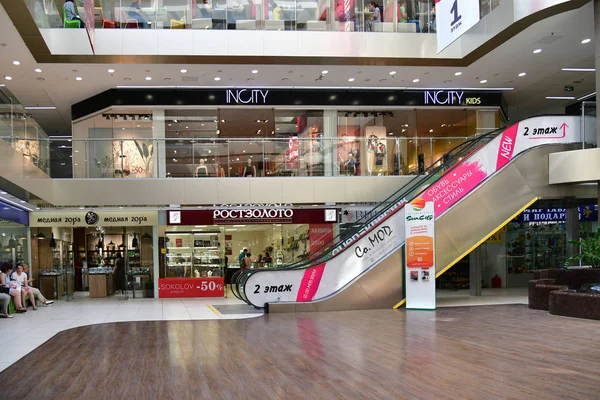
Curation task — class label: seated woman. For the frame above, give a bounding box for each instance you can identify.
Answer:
[0,264,25,313]
[11,264,37,310]
[0,289,11,318]
[22,264,53,306]
[128,0,149,28]
[64,0,85,28]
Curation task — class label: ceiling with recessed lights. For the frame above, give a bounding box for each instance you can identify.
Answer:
[0,1,595,138]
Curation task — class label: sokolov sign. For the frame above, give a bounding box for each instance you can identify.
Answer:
[242,115,583,308]
[30,211,158,227]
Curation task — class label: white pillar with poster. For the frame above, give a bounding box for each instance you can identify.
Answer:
[405,198,436,310]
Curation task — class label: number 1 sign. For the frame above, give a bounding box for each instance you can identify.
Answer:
[436,0,481,53]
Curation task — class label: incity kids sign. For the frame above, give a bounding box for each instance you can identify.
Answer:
[30,211,158,227]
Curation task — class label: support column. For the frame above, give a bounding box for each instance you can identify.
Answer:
[469,247,482,296]
[323,110,337,176]
[152,109,166,178]
[566,207,580,262]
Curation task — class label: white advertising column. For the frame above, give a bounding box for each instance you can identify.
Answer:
[405,198,436,310]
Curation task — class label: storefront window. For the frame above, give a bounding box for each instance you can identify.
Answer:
[0,224,28,266]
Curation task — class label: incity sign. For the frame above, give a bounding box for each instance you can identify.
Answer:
[225,89,269,105]
[424,90,482,106]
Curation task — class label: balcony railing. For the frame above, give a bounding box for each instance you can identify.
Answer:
[26,0,502,34]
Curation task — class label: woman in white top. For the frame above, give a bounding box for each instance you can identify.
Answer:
[12,264,42,310]
[21,264,53,306]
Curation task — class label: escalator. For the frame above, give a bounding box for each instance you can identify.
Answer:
[232,115,591,312]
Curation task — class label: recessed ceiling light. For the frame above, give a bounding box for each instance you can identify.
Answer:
[480,79,488,84]
[389,71,397,75]
[533,49,542,54]
[321,70,329,74]
[4,76,12,81]
[214,77,221,81]
[34,68,42,73]
[518,72,526,77]
[180,69,187,73]
[75,76,82,81]
[546,96,576,100]
[145,76,152,81]
[251,69,258,74]
[561,68,596,72]
[108,68,115,73]
[12,61,20,66]
[455,72,462,76]
[582,38,592,44]
[348,78,355,82]
[412,78,420,83]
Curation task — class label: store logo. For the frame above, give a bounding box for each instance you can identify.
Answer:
[85,211,99,225]
[225,89,269,105]
[424,90,464,105]
[465,97,481,105]
[411,198,426,211]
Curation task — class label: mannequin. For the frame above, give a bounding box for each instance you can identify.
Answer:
[195,159,209,177]
[243,158,257,177]
[375,140,387,175]
[343,152,356,176]
[366,135,377,176]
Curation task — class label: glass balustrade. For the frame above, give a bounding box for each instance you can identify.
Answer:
[8,135,496,178]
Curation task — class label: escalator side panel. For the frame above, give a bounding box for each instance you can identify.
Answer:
[269,249,403,313]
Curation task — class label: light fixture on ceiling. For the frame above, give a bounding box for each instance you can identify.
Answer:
[348,78,355,82]
[389,71,397,75]
[582,38,592,44]
[24,106,56,110]
[546,96,575,100]
[518,72,526,77]
[75,76,82,81]
[34,68,42,73]
[561,68,595,72]
[12,61,20,66]
[251,69,258,74]
[142,232,152,240]
[180,69,187,73]
[36,232,46,239]
[480,79,488,84]
[412,78,420,83]
[214,77,221,81]
[533,49,542,54]
[4,76,12,81]
[321,70,329,75]
[454,72,462,76]
[108,68,115,73]
[145,76,152,81]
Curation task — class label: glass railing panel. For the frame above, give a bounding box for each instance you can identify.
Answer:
[192,139,228,177]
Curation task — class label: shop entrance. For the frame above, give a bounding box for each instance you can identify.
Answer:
[75,226,154,299]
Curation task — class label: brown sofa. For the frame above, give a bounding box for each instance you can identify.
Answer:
[529,269,600,319]
[549,290,600,320]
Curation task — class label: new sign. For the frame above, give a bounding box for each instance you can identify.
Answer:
[158,277,224,298]
[436,0,481,53]
[168,207,338,225]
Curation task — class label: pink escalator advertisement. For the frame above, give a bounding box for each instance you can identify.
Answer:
[421,160,489,217]
[296,264,326,302]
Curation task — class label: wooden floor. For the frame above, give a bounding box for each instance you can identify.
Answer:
[2,305,599,400]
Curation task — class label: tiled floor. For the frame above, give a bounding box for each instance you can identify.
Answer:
[0,292,262,372]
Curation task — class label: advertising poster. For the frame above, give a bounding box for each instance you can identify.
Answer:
[158,278,224,298]
[309,224,334,258]
[243,116,582,308]
[405,198,435,310]
[285,136,299,170]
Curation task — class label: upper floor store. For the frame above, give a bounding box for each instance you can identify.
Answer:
[70,87,506,179]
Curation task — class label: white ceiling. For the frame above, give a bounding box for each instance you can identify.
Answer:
[0,2,595,136]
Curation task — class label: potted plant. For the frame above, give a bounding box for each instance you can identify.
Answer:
[134,140,154,178]
[94,155,113,178]
[564,227,600,269]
